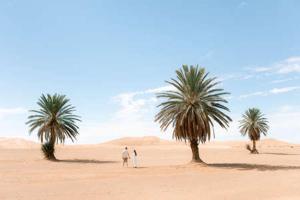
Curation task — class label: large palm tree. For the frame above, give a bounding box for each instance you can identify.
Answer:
[239,108,269,154]
[155,65,232,163]
[26,94,80,160]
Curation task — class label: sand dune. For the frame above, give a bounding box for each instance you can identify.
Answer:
[104,136,178,146]
[1,136,297,149]
[1,137,300,199]
[0,137,39,149]
[213,138,298,148]
[103,136,299,149]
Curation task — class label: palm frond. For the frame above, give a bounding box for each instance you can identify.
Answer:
[239,108,269,141]
[155,65,232,143]
[26,93,81,144]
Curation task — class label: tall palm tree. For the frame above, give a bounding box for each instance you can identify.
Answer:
[239,108,269,154]
[155,65,232,163]
[26,94,80,160]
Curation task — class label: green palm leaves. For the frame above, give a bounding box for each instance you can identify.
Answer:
[239,108,269,154]
[239,108,269,140]
[155,65,231,162]
[26,94,80,160]
[156,65,231,142]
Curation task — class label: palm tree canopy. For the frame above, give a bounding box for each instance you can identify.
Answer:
[26,94,81,143]
[239,108,269,141]
[155,65,232,143]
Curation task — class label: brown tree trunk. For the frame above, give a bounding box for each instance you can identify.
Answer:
[252,140,259,154]
[49,128,57,161]
[48,153,57,161]
[190,139,203,163]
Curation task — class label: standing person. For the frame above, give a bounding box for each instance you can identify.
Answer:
[132,149,138,168]
[122,147,130,167]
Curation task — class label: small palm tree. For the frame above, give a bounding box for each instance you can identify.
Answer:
[26,94,80,160]
[239,108,269,154]
[155,65,232,163]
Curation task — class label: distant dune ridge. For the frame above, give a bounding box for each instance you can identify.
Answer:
[0,136,298,149]
[104,136,177,146]
[216,138,298,148]
[0,137,39,149]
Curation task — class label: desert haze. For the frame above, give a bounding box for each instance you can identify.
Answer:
[1,136,300,200]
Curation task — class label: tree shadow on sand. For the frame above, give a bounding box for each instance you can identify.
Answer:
[58,159,119,164]
[209,163,300,171]
[261,152,300,156]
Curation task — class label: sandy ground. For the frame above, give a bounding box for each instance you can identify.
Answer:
[1,137,300,200]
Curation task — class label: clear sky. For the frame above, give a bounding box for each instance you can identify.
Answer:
[0,0,300,144]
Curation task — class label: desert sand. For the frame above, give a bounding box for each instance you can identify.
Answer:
[1,136,300,200]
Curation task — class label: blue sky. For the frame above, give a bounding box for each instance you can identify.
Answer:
[0,0,300,143]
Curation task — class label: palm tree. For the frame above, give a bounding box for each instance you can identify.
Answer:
[239,108,269,154]
[155,65,232,163]
[26,94,80,160]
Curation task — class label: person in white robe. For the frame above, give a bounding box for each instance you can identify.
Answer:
[132,149,138,168]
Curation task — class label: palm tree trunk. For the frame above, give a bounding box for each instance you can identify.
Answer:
[190,139,203,163]
[49,128,57,161]
[252,140,259,154]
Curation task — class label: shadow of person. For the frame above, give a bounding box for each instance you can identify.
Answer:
[58,159,119,164]
[209,163,300,171]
